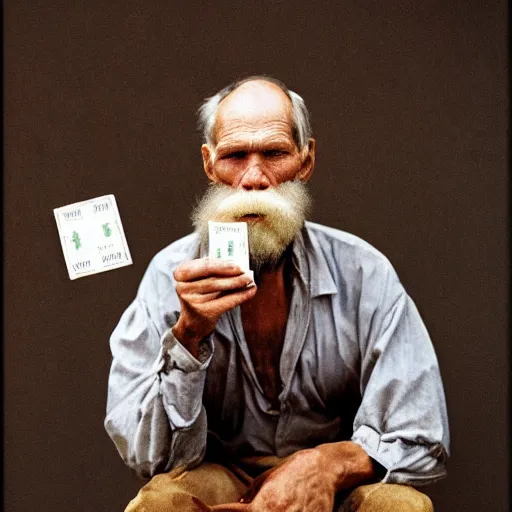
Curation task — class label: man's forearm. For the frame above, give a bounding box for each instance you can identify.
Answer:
[315,441,379,491]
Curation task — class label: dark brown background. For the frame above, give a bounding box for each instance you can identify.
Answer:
[4,1,508,511]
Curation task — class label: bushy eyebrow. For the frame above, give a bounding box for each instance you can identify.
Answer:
[215,137,296,155]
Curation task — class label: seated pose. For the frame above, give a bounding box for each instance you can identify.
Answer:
[105,75,449,511]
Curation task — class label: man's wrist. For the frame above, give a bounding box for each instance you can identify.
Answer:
[316,441,377,492]
[172,319,206,359]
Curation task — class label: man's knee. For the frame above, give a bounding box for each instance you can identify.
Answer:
[125,463,248,512]
[341,483,434,512]
[125,485,198,512]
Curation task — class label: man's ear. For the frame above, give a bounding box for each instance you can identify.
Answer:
[201,144,217,182]
[296,138,316,182]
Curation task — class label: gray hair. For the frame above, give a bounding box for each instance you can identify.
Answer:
[197,75,312,151]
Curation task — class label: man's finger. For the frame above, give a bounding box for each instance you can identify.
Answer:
[178,274,254,296]
[174,258,244,282]
[203,285,257,312]
[239,467,274,503]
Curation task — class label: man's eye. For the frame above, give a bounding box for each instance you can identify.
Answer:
[263,150,285,157]
[223,151,247,159]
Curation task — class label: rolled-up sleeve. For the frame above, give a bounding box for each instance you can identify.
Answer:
[104,254,212,478]
[351,261,450,486]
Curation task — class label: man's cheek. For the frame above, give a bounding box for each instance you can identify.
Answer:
[271,158,302,180]
[214,164,243,186]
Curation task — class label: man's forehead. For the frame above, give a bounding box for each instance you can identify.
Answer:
[216,80,293,132]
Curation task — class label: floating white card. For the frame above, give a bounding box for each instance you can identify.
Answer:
[208,221,253,281]
[53,194,132,280]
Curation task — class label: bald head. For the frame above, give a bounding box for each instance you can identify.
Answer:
[197,75,312,151]
[215,81,294,146]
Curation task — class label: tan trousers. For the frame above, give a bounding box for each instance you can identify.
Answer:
[125,462,434,512]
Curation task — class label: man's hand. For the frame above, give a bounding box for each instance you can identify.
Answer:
[207,442,376,512]
[173,258,257,357]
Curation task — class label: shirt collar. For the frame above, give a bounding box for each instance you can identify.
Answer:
[292,222,338,298]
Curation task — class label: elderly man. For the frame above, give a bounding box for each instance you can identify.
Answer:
[105,76,449,511]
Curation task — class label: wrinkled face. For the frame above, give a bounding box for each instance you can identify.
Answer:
[196,80,316,270]
[201,80,315,192]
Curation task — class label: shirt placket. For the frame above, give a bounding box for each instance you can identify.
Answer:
[274,241,312,453]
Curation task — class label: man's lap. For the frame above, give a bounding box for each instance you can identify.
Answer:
[125,462,433,512]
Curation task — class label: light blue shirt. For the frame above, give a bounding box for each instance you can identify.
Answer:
[105,221,449,485]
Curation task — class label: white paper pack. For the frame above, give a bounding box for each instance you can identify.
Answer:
[208,221,254,281]
[53,194,132,280]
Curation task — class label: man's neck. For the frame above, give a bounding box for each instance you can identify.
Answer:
[252,246,293,288]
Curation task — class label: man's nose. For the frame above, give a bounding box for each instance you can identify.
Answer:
[239,155,270,190]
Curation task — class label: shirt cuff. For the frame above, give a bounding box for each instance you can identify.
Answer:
[151,328,213,429]
[154,328,213,373]
[351,425,447,486]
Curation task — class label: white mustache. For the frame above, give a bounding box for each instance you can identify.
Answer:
[192,181,312,270]
[215,187,299,220]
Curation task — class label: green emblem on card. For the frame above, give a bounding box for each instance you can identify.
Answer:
[228,240,234,257]
[72,231,81,250]
[102,223,112,237]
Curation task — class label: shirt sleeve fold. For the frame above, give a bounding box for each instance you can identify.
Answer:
[351,262,450,486]
[104,258,213,478]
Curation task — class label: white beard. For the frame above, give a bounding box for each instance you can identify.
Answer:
[192,181,312,272]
